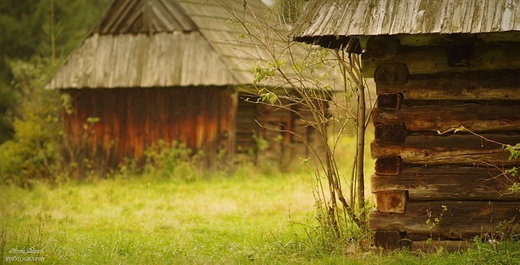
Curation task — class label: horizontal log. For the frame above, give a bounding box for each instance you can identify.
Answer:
[371,134,520,166]
[374,230,473,251]
[374,123,408,144]
[371,166,520,201]
[372,104,520,133]
[376,70,520,100]
[369,201,520,239]
[395,33,520,48]
[363,42,520,78]
[409,240,472,252]
[374,63,409,85]
[363,47,443,78]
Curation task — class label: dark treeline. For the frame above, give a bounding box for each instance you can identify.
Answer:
[0,0,111,184]
[0,0,111,143]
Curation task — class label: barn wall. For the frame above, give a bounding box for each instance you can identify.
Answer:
[234,94,322,169]
[62,87,235,176]
[365,35,520,250]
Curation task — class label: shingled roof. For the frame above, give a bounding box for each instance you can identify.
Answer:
[291,0,520,45]
[47,0,267,89]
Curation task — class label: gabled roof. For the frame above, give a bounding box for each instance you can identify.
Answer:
[91,0,198,34]
[47,0,267,89]
[291,0,520,45]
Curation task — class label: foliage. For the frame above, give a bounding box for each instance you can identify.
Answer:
[0,0,111,183]
[0,0,111,145]
[0,58,64,186]
[425,204,448,245]
[140,140,203,182]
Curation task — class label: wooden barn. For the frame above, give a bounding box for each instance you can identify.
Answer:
[47,0,319,176]
[291,0,520,250]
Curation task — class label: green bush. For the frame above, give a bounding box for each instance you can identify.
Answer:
[0,58,64,186]
[141,140,203,182]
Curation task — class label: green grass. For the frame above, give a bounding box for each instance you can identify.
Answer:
[0,168,338,264]
[2,164,520,264]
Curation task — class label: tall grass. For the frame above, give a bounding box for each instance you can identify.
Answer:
[2,131,520,264]
[0,168,324,264]
[3,169,520,264]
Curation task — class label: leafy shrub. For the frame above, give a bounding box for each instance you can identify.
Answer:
[0,58,64,186]
[141,140,203,182]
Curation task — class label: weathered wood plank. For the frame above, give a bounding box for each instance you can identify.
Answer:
[48,33,238,89]
[372,104,520,133]
[376,70,520,100]
[291,1,520,41]
[364,42,520,78]
[371,134,520,166]
[372,166,520,201]
[374,122,408,144]
[369,201,520,239]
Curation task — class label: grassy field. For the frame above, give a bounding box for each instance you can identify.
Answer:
[0,168,354,264]
[2,168,520,264]
[2,134,520,264]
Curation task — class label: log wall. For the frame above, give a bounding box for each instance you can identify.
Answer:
[365,35,520,251]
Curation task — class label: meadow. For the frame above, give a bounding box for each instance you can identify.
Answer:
[2,137,520,264]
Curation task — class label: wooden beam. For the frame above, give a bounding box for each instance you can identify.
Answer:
[363,47,446,78]
[371,134,520,166]
[363,42,520,78]
[374,63,409,85]
[374,123,408,144]
[369,201,520,239]
[397,33,520,47]
[371,166,520,201]
[376,70,520,100]
[372,104,520,133]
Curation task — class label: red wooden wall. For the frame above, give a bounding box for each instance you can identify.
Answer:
[62,87,235,176]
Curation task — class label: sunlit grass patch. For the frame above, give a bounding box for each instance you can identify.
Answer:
[0,169,324,264]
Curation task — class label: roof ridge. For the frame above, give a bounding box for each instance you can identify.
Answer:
[90,0,198,35]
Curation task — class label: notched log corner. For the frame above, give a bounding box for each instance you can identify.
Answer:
[366,35,401,60]
[375,156,402,176]
[375,190,408,213]
[377,93,403,110]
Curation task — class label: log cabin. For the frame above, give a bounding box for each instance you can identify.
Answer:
[291,0,520,250]
[47,0,321,177]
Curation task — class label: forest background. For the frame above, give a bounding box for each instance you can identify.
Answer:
[0,0,111,144]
